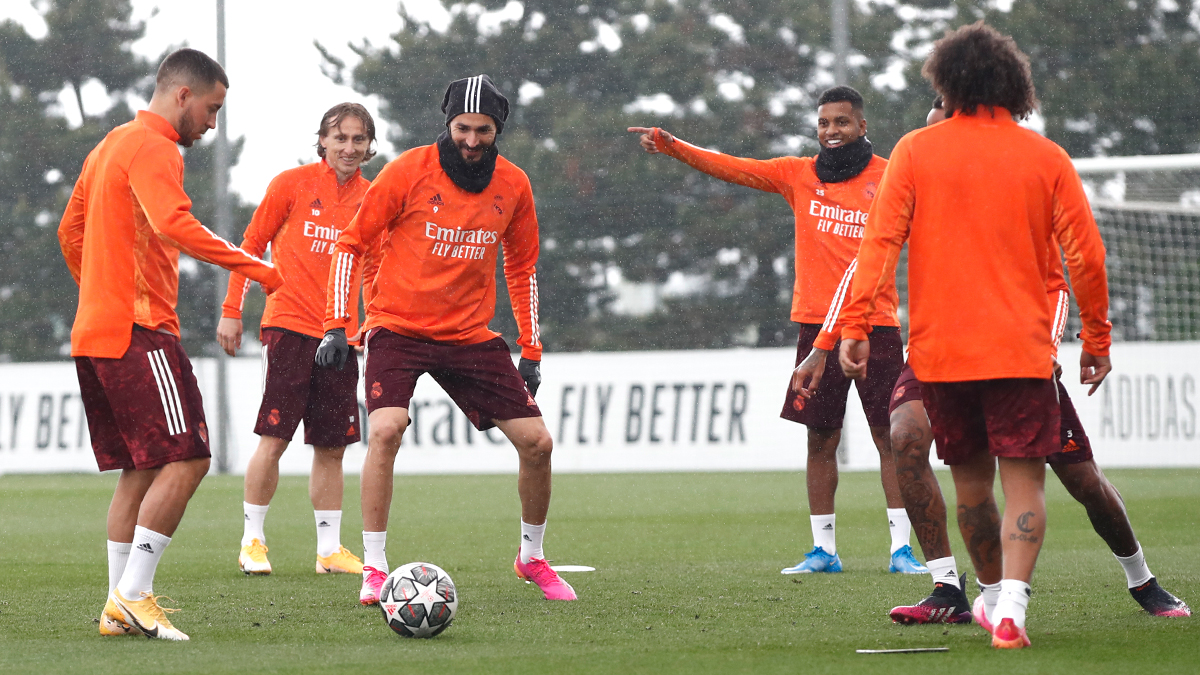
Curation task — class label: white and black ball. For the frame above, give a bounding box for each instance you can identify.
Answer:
[379,562,458,638]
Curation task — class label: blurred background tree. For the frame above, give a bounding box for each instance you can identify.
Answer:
[2,0,1198,360]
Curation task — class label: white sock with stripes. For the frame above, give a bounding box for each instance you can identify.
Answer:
[117,526,171,598]
[314,510,342,558]
[926,556,960,589]
[519,521,546,564]
[811,514,836,554]
[242,502,269,547]
[887,508,912,554]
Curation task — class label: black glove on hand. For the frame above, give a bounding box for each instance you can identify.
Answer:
[518,357,541,398]
[315,328,349,370]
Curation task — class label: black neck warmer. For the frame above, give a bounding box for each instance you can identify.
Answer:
[437,131,498,193]
[814,137,873,183]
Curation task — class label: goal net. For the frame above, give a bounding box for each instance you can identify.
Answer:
[888,154,1200,344]
[1070,154,1200,342]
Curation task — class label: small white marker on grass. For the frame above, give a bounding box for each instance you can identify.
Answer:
[550,565,596,572]
[856,647,949,654]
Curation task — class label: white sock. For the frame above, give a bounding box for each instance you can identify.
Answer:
[242,502,269,547]
[887,508,912,554]
[116,526,171,598]
[926,556,960,589]
[992,579,1032,629]
[1115,544,1153,588]
[314,510,342,558]
[811,514,836,554]
[520,521,546,564]
[978,579,1002,621]
[107,540,132,593]
[362,531,388,575]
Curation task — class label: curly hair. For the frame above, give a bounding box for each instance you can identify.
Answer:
[921,22,1037,119]
[316,102,377,162]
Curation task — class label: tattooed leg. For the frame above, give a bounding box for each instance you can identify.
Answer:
[889,400,952,560]
[950,453,1002,585]
[1053,460,1138,557]
[997,456,1047,583]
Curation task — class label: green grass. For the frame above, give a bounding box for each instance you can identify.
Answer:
[0,469,1196,673]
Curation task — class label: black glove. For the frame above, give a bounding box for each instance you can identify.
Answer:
[518,358,541,398]
[315,328,349,370]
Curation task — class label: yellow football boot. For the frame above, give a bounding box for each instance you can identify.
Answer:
[99,596,142,636]
[238,538,272,575]
[316,546,364,575]
[109,589,188,641]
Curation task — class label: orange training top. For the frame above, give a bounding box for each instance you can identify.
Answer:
[59,110,283,359]
[839,109,1111,382]
[814,244,1072,354]
[652,128,899,327]
[222,160,370,339]
[324,143,542,360]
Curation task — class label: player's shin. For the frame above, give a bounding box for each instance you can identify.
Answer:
[992,458,1046,633]
[950,456,1002,585]
[997,457,1046,583]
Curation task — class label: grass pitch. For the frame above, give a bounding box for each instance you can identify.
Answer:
[0,469,1196,674]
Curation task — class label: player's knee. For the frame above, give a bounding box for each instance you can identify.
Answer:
[1056,462,1108,506]
[368,416,407,453]
[891,427,932,467]
[516,429,553,465]
[181,456,210,484]
[258,436,290,461]
[807,427,840,455]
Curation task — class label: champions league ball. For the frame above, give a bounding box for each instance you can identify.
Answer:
[379,562,458,638]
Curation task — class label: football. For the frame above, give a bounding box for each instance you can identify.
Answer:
[378,562,458,638]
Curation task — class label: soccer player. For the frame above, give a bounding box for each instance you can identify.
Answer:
[800,97,1190,623]
[836,23,1113,648]
[629,87,925,575]
[58,49,283,641]
[217,103,377,577]
[316,75,576,604]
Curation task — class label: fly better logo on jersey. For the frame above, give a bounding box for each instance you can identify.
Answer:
[808,199,868,237]
[423,221,499,261]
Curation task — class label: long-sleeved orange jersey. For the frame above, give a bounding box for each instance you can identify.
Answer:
[652,129,899,327]
[324,143,542,360]
[815,242,1072,354]
[222,160,370,339]
[839,109,1111,382]
[59,110,283,359]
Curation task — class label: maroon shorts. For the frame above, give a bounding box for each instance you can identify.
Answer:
[888,363,923,416]
[780,324,904,429]
[75,328,210,471]
[922,378,1061,465]
[1047,380,1093,464]
[256,328,361,447]
[364,329,541,430]
[891,364,1092,465]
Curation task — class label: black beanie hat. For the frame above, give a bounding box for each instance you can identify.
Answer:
[442,74,510,134]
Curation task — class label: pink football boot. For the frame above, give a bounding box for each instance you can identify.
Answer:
[359,565,387,606]
[514,554,577,601]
